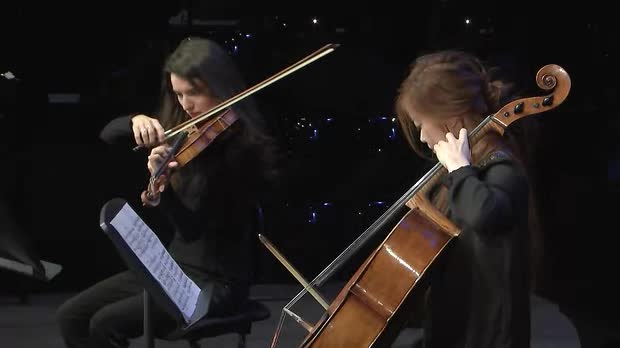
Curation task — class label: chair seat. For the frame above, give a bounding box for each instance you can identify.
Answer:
[163,299,271,341]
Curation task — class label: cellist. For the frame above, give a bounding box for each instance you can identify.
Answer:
[394,50,542,348]
[56,37,279,348]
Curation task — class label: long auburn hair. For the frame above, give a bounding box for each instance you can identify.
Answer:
[394,50,544,289]
[154,37,279,205]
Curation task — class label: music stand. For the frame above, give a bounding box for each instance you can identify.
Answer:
[0,239,62,303]
[0,255,62,282]
[0,71,61,285]
[0,200,62,283]
[98,197,212,347]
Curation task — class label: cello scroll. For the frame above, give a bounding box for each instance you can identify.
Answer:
[491,64,571,131]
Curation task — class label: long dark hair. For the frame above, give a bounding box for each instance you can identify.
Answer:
[155,37,279,203]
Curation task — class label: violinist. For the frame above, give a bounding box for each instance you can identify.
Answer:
[395,50,541,348]
[56,37,279,348]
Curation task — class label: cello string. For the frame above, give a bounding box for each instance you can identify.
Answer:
[283,114,494,308]
[275,64,571,345]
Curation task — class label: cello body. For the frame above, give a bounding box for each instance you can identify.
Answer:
[302,206,456,347]
[298,64,571,347]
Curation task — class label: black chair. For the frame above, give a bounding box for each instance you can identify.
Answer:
[145,204,271,348]
[163,298,271,348]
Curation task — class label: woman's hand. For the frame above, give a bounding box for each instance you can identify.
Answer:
[131,114,165,147]
[147,144,178,177]
[141,144,178,207]
[433,128,471,172]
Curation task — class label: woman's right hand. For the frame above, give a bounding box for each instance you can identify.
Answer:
[131,114,165,147]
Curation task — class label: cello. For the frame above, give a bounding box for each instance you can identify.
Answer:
[262,63,571,347]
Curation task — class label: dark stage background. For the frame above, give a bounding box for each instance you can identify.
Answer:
[0,4,614,346]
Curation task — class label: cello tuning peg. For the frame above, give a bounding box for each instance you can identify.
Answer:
[513,102,525,113]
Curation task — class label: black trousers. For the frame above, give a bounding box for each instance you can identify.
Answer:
[56,270,241,348]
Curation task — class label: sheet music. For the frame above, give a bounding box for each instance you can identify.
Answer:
[110,203,200,323]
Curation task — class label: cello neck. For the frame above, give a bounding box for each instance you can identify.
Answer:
[303,114,496,289]
[282,63,571,312]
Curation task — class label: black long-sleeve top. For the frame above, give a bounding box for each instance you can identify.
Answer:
[100,115,262,288]
[424,150,531,348]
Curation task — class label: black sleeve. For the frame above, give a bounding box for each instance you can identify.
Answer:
[445,158,529,236]
[99,115,134,145]
[157,187,205,242]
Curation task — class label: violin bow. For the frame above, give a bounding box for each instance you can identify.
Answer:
[133,43,340,151]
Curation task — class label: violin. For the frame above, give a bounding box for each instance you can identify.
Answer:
[139,43,340,207]
[262,64,571,347]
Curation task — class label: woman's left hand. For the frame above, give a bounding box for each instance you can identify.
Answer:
[147,144,178,177]
[433,128,471,172]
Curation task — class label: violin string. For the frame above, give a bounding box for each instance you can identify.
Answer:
[132,44,338,152]
[164,44,339,139]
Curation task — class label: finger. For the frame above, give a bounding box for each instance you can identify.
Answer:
[148,154,165,168]
[146,123,157,145]
[153,121,166,143]
[152,174,167,192]
[157,176,167,192]
[132,125,144,145]
[143,125,153,145]
[139,126,150,145]
[445,132,456,142]
[459,128,469,146]
[151,146,169,156]
[151,152,165,162]
[168,161,178,169]
[459,128,467,139]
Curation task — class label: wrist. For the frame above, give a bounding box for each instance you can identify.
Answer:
[130,113,145,123]
[448,159,470,172]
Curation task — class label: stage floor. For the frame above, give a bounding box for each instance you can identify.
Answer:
[0,283,582,348]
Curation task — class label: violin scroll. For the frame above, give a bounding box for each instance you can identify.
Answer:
[141,175,168,207]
